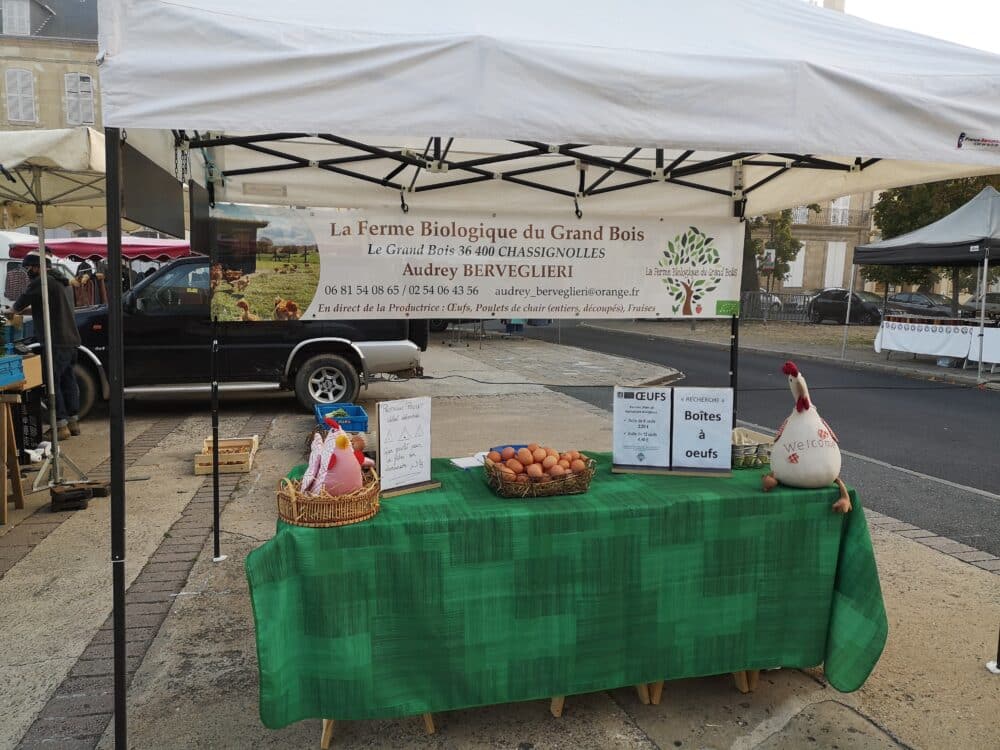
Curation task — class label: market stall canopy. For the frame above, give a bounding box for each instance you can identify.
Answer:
[9,236,192,263]
[853,187,1000,267]
[0,128,108,229]
[98,0,1000,216]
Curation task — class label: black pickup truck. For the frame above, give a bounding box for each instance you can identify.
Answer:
[39,256,426,418]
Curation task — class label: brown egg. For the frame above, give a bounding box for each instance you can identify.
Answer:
[506,459,524,473]
[570,459,587,473]
[558,459,571,469]
[568,451,581,460]
[545,448,559,458]
[542,455,558,469]
[548,464,565,477]
[526,463,544,478]
[559,452,572,461]
[532,448,547,463]
[487,451,502,463]
[500,467,516,480]
[516,448,534,466]
[501,446,516,460]
[515,473,531,483]
[527,442,540,452]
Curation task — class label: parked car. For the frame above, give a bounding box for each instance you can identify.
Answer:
[886,291,973,318]
[21,256,427,418]
[960,292,1000,320]
[808,288,883,325]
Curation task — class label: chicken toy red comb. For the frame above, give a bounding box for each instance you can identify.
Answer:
[782,361,800,377]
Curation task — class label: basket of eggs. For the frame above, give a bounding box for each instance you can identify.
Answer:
[483,444,596,498]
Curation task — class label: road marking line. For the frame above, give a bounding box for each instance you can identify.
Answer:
[737,419,1000,504]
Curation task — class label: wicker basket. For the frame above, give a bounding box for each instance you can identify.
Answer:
[731,428,772,469]
[277,468,380,527]
[484,457,596,498]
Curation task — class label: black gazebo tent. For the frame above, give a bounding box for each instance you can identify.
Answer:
[851,186,1000,378]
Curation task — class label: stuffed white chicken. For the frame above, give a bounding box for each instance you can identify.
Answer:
[762,361,852,513]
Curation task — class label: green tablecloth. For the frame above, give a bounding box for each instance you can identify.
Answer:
[246,453,887,728]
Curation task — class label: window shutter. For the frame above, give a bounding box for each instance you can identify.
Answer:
[64,73,95,126]
[79,74,94,125]
[65,73,81,125]
[5,69,20,122]
[17,69,35,122]
[3,0,31,36]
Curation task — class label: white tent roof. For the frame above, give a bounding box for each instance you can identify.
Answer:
[98,0,1000,215]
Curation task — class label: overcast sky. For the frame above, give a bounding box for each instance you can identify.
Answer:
[846,0,1000,54]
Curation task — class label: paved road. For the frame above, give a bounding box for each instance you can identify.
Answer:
[527,321,1000,557]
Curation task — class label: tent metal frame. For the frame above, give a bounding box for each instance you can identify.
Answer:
[184,133,880,218]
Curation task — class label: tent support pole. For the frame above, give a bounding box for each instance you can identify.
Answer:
[840,264,857,359]
[211,318,225,562]
[730,314,739,428]
[105,127,128,750]
[32,170,62,484]
[978,250,989,382]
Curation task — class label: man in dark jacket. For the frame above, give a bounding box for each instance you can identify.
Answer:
[11,253,82,440]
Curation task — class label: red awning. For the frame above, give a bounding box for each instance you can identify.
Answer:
[10,236,192,263]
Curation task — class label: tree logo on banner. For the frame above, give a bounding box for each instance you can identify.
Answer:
[659,227,721,315]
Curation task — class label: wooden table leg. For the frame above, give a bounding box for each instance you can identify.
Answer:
[320,719,335,749]
[733,671,751,694]
[649,680,664,706]
[550,696,565,718]
[6,404,23,510]
[635,683,650,705]
[1,403,7,525]
[422,713,436,734]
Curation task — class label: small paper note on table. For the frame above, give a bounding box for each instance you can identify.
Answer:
[377,397,441,496]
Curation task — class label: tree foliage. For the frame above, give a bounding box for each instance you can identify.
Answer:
[660,227,721,315]
[745,208,816,289]
[865,176,1000,294]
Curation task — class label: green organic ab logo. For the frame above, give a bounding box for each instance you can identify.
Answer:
[660,227,722,315]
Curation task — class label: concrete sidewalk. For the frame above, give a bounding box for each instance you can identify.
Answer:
[582,319,999,388]
[2,336,998,749]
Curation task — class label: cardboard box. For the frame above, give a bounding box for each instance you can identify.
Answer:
[20,354,42,390]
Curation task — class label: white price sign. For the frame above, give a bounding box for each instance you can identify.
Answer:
[671,387,733,472]
[612,387,672,468]
[377,397,434,494]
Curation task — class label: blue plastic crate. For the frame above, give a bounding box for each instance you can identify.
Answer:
[0,354,25,388]
[314,403,369,433]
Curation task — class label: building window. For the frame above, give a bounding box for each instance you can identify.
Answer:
[2,0,30,36]
[64,73,95,125]
[824,241,847,287]
[790,206,810,224]
[5,68,36,123]
[784,242,805,288]
[830,195,851,226]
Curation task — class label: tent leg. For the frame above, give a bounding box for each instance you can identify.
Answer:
[840,264,856,359]
[211,319,225,563]
[978,253,989,383]
[730,314,739,427]
[31,174,62,485]
[105,127,128,750]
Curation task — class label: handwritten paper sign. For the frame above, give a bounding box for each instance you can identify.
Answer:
[671,387,733,473]
[377,397,440,496]
[612,386,733,475]
[612,386,672,469]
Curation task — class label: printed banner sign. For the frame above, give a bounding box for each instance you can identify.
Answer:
[208,205,743,321]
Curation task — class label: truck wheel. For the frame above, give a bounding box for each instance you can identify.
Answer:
[73,363,98,420]
[429,319,449,333]
[294,354,360,411]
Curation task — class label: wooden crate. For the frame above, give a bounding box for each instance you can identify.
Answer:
[194,435,259,475]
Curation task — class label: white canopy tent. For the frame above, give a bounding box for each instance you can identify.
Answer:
[98,0,1000,217]
[94,0,1000,747]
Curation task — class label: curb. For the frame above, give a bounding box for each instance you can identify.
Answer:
[580,323,1000,390]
